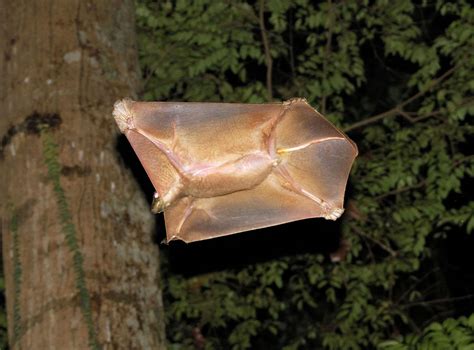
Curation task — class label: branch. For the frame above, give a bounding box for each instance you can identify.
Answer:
[352,226,397,257]
[259,0,273,101]
[394,268,441,306]
[402,293,474,309]
[344,65,459,132]
[421,310,454,330]
[454,154,474,167]
[344,108,398,133]
[375,151,473,201]
[375,180,427,201]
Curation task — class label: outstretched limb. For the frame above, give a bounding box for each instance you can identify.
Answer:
[270,98,356,220]
[273,164,343,220]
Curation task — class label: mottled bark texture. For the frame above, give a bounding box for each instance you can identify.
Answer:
[0,1,166,349]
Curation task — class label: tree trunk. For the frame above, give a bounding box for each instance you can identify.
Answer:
[0,1,166,349]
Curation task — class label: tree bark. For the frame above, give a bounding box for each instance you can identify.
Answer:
[0,1,166,349]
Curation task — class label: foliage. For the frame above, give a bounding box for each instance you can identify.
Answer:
[40,129,101,350]
[137,0,474,349]
[379,314,474,349]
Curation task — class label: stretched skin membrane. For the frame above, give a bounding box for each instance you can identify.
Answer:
[113,98,358,243]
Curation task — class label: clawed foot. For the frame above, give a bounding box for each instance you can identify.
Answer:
[151,192,166,213]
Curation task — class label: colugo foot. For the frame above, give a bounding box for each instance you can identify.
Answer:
[151,192,166,214]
